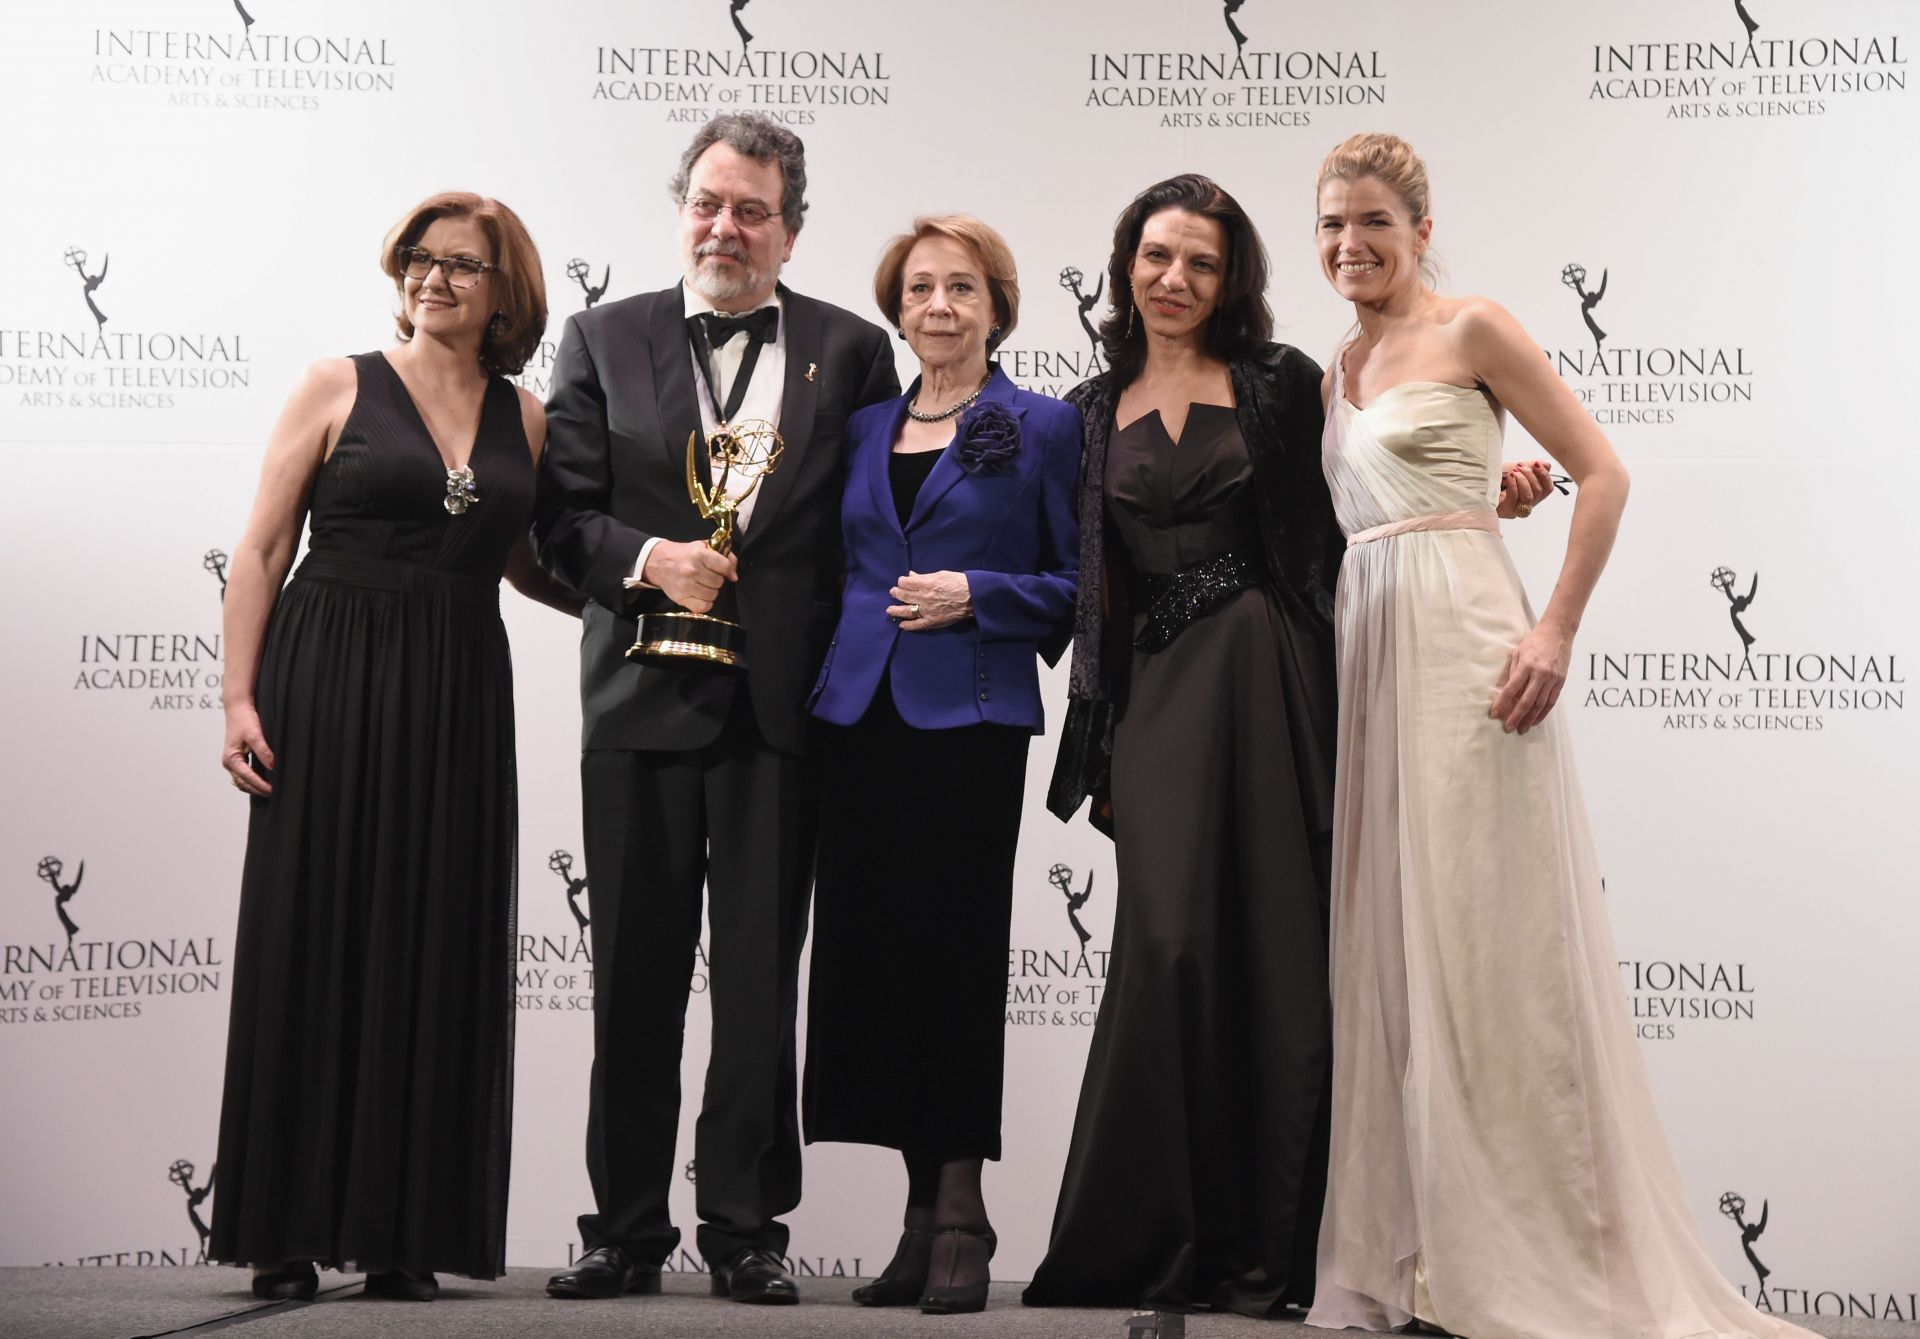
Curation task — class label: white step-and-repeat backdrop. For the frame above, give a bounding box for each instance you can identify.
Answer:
[2,0,1915,1318]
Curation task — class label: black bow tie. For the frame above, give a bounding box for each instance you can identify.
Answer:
[691,306,778,349]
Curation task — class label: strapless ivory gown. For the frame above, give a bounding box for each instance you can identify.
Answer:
[1307,351,1815,1339]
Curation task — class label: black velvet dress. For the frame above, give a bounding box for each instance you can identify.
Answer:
[210,352,527,1279]
[1024,404,1334,1316]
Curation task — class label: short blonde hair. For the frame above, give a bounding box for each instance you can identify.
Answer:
[872,215,1020,350]
[380,191,548,376]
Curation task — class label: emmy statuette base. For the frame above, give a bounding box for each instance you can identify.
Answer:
[628,610,749,672]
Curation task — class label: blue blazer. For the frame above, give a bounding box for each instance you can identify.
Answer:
[809,367,1081,732]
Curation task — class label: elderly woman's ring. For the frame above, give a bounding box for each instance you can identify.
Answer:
[910,603,922,618]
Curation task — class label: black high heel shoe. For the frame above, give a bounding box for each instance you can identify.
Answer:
[851,1228,933,1307]
[250,1262,318,1301]
[919,1226,995,1315]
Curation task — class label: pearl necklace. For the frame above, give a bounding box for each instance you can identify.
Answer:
[905,371,992,423]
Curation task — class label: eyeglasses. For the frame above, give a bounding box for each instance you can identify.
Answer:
[395,245,496,289]
[682,196,777,229]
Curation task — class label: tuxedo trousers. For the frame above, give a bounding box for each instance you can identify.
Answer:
[576,692,817,1266]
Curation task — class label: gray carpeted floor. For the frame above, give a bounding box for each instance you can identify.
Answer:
[0,1268,1905,1339]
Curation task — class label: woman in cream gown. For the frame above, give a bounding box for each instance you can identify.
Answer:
[1307,133,1816,1339]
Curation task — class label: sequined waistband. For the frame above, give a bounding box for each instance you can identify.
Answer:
[1134,548,1267,653]
[1345,508,1499,547]
[294,552,499,610]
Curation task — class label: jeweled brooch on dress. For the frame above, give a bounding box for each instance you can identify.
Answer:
[444,465,479,515]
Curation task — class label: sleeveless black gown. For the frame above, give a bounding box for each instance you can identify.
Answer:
[210,352,529,1279]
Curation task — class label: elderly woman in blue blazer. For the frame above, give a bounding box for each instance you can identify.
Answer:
[803,214,1080,1316]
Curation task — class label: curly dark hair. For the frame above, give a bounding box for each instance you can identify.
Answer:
[1096,174,1272,385]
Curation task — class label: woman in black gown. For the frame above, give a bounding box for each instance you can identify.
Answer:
[1025,175,1344,1318]
[211,192,578,1301]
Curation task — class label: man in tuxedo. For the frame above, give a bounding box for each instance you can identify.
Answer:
[534,113,898,1304]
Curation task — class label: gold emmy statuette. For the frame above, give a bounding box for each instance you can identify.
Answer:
[627,418,784,671]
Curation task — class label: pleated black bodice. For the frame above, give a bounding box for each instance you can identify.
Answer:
[304,351,533,578]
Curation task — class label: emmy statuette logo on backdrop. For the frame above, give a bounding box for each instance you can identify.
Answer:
[82,4,398,114]
[628,422,784,671]
[1544,260,1752,426]
[1008,860,1110,1029]
[64,247,110,330]
[992,258,1109,397]
[1222,0,1249,52]
[1059,267,1104,359]
[1583,0,1902,119]
[1562,262,1607,355]
[1581,552,1901,732]
[567,258,611,310]
[35,856,84,946]
[32,1157,220,1266]
[1710,566,1759,652]
[591,0,889,122]
[204,549,229,602]
[170,1158,216,1253]
[549,849,590,934]
[1082,1,1385,130]
[1719,1191,1770,1294]
[5,247,251,415]
[1712,1187,1917,1318]
[5,854,225,1027]
[515,849,599,1015]
[1049,863,1095,950]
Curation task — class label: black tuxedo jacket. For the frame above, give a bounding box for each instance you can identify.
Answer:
[533,282,899,754]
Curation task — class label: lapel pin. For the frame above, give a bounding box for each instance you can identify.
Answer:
[805,362,817,382]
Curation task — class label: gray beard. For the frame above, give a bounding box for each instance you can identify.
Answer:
[686,256,776,306]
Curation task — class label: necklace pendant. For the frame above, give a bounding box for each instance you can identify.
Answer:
[444,465,479,516]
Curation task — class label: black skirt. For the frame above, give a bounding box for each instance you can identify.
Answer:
[803,679,1030,1160]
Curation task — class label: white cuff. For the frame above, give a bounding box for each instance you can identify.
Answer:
[622,536,664,590]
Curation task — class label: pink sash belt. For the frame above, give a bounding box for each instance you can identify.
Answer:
[1345,507,1499,547]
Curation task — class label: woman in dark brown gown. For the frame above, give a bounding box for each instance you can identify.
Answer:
[1026,174,1344,1318]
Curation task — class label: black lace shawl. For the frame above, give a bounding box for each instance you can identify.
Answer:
[1046,342,1344,831]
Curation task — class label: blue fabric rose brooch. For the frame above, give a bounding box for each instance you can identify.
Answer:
[954,401,1020,475]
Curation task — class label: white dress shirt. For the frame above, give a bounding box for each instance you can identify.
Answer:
[629,287,787,585]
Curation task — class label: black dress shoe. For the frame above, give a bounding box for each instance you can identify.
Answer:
[546,1245,662,1300]
[851,1228,933,1307]
[920,1226,995,1315]
[250,1262,318,1301]
[710,1247,800,1305]
[365,1269,438,1302]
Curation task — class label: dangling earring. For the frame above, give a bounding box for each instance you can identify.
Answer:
[1125,301,1136,338]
